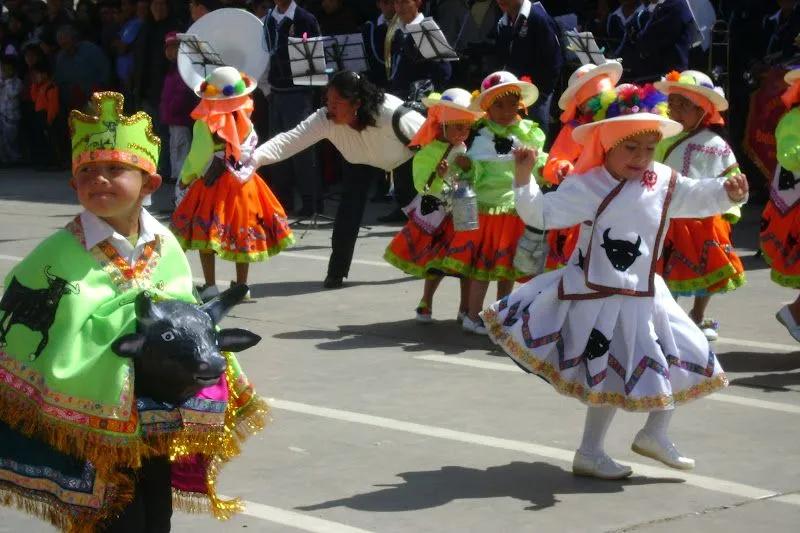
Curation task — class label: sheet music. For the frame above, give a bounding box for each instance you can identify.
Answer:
[324,34,368,72]
[287,36,329,86]
[406,18,459,61]
[564,31,608,66]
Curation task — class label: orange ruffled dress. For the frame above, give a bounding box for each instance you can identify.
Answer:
[172,96,294,262]
[761,106,800,287]
[655,129,745,296]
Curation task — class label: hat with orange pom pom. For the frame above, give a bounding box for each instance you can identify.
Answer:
[196,65,257,100]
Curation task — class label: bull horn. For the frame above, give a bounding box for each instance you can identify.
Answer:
[201,284,249,325]
[602,228,611,243]
[635,235,642,250]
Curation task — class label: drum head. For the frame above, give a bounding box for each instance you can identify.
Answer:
[178,8,269,92]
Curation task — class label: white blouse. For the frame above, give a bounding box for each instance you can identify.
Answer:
[253,93,425,172]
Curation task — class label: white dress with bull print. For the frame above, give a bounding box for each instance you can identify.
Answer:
[481,162,740,411]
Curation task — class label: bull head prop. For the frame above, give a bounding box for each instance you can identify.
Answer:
[111,284,261,405]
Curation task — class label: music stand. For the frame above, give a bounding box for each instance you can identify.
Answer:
[564,31,609,66]
[406,18,459,63]
[176,34,226,82]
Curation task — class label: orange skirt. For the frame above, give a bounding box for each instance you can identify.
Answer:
[383,216,458,278]
[545,225,580,271]
[657,215,745,296]
[171,170,295,262]
[437,212,528,281]
[761,199,800,287]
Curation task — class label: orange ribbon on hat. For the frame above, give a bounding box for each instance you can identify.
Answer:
[671,87,725,126]
[191,95,254,162]
[573,120,664,175]
[560,74,615,123]
[781,79,800,109]
[408,106,477,147]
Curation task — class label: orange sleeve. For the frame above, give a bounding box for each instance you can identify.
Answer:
[46,85,59,125]
[543,123,582,185]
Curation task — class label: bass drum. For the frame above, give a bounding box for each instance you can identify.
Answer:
[178,8,269,93]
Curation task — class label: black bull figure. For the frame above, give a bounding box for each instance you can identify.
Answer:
[112,284,261,405]
[0,266,80,359]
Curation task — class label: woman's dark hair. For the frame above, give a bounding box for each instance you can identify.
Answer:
[327,70,385,128]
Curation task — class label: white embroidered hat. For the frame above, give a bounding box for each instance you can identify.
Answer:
[785,68,800,85]
[654,70,728,111]
[558,61,623,110]
[421,88,484,119]
[196,65,257,100]
[573,113,683,146]
[471,71,539,111]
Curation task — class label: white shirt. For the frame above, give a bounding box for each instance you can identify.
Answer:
[397,12,425,33]
[253,93,425,172]
[80,208,168,265]
[498,0,531,27]
[270,0,297,25]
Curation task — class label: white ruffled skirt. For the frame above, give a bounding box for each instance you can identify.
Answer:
[481,269,728,412]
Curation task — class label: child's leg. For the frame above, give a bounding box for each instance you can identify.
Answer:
[421,275,443,307]
[689,295,711,323]
[458,277,471,316]
[578,405,617,457]
[496,279,514,301]
[467,280,489,322]
[235,262,249,285]
[633,408,695,469]
[199,250,216,287]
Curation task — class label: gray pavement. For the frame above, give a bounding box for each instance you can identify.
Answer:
[0,168,798,533]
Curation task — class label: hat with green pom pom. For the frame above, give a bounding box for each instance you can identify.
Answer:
[196,65,257,100]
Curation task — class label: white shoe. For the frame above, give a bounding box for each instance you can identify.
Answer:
[457,311,467,323]
[572,450,633,480]
[695,318,719,342]
[631,430,695,470]
[776,305,800,343]
[198,284,219,302]
[462,316,488,335]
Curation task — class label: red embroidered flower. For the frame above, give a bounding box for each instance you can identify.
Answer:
[640,170,657,190]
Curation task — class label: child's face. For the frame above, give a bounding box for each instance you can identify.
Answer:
[71,163,160,219]
[377,0,395,19]
[604,132,661,181]
[165,42,179,62]
[441,122,471,146]
[487,93,521,126]
[667,93,705,132]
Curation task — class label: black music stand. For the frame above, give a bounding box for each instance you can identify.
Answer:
[177,34,226,78]
[564,31,608,66]
[406,18,459,63]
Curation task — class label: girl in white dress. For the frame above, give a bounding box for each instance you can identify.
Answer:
[482,85,749,480]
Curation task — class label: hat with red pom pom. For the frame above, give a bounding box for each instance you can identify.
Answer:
[196,65,257,100]
[471,71,538,111]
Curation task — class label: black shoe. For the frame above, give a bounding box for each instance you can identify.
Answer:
[377,209,407,223]
[323,276,344,289]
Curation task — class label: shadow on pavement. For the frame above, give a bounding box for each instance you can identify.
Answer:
[250,277,415,298]
[273,320,493,355]
[295,461,683,513]
[717,351,800,372]
[730,371,800,393]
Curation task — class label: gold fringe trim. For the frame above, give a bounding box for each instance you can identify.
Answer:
[1,466,136,533]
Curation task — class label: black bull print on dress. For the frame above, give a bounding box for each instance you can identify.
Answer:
[584,328,611,360]
[600,229,642,272]
[0,266,80,360]
[112,284,261,405]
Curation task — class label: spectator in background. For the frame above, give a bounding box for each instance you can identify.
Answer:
[131,0,179,176]
[319,0,360,35]
[632,0,694,81]
[493,0,564,136]
[6,11,30,52]
[114,0,144,100]
[189,0,220,22]
[29,59,61,170]
[159,31,196,199]
[41,0,74,44]
[605,0,649,72]
[0,54,22,166]
[75,0,101,44]
[252,0,271,20]
[363,0,395,88]
[54,25,110,110]
[762,0,800,60]
[22,0,48,43]
[0,19,18,56]
[262,0,323,216]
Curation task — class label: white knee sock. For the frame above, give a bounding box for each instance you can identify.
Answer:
[643,409,673,446]
[578,406,617,456]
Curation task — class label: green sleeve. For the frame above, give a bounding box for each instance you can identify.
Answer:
[412,142,448,196]
[721,164,742,223]
[180,121,216,185]
[776,108,800,172]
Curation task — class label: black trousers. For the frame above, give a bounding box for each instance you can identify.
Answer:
[327,158,414,278]
[102,456,173,533]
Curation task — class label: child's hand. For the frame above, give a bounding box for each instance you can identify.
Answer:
[454,154,472,171]
[556,161,573,181]
[513,146,538,187]
[436,159,449,178]
[724,174,749,202]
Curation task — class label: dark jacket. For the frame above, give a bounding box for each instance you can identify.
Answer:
[386,21,452,100]
[131,17,180,109]
[493,1,564,96]
[633,0,694,82]
[264,5,321,90]
[362,18,390,88]
[761,5,800,61]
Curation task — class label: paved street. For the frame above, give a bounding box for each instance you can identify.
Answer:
[0,168,798,533]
